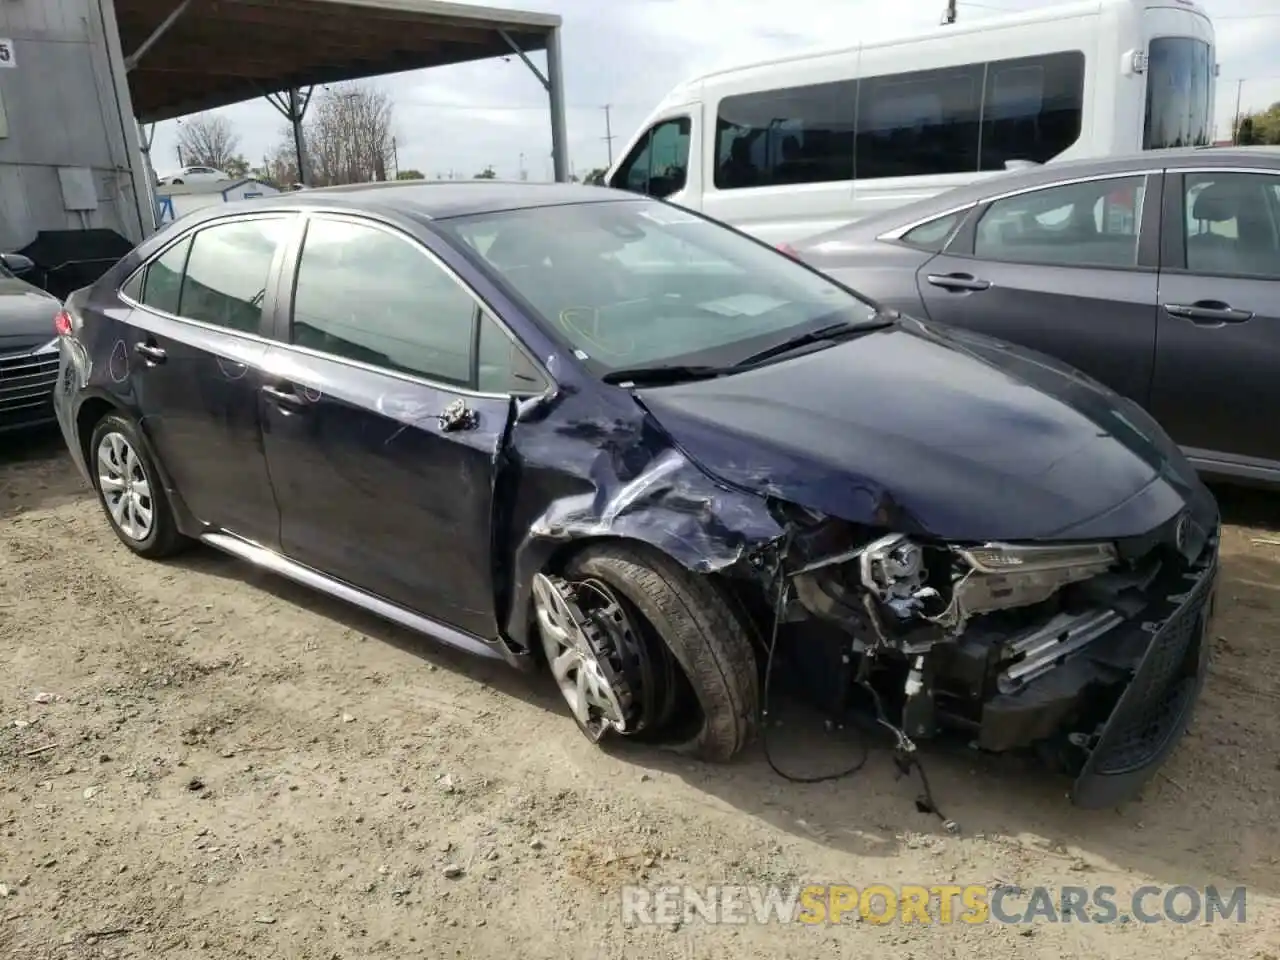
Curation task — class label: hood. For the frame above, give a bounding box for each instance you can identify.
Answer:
[0,278,60,354]
[636,318,1212,542]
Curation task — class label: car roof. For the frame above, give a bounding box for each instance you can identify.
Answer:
[803,146,1280,246]
[211,180,643,224]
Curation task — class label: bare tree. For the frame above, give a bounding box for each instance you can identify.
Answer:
[261,139,301,188]
[176,114,241,170]
[279,82,396,187]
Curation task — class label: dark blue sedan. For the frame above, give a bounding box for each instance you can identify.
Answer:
[50,181,1220,808]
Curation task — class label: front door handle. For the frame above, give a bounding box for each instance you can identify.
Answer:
[1164,301,1254,325]
[261,383,308,411]
[134,342,167,363]
[926,273,992,292]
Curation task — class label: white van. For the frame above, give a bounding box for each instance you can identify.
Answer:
[604,0,1216,246]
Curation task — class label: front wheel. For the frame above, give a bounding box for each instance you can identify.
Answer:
[88,413,188,559]
[534,543,759,762]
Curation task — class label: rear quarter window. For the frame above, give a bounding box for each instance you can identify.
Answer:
[899,210,965,251]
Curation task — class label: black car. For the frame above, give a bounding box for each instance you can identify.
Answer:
[793,145,1280,488]
[51,182,1219,808]
[0,252,63,434]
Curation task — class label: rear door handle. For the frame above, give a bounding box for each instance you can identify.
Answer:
[926,273,992,292]
[1164,301,1254,325]
[261,383,308,411]
[134,342,166,363]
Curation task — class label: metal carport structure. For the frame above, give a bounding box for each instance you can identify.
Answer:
[112,0,568,188]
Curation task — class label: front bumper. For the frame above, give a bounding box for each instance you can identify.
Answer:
[1070,540,1216,807]
[968,529,1218,808]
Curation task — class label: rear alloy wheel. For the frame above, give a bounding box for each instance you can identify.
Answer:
[534,544,759,762]
[89,413,186,559]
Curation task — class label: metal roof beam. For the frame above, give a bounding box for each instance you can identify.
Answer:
[124,0,194,71]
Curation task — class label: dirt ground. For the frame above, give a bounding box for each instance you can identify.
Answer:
[2,429,1278,960]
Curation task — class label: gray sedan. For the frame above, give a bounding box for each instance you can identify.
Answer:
[794,146,1280,488]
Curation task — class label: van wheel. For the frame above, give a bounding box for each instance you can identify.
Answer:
[88,413,187,559]
[534,543,758,761]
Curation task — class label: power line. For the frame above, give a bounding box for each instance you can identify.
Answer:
[1216,12,1280,18]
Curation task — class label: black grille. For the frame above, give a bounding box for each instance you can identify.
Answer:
[0,349,59,423]
[1089,565,1213,776]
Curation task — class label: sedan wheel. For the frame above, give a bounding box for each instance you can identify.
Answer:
[535,544,759,761]
[97,431,153,541]
[88,412,188,559]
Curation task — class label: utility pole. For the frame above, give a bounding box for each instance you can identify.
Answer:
[602,104,616,166]
[1233,78,1244,144]
[942,0,957,24]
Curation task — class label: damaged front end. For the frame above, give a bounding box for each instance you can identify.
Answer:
[775,506,1218,808]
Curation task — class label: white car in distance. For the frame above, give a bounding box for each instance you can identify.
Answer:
[158,166,231,186]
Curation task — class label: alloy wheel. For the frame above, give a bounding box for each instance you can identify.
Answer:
[532,572,632,741]
[96,431,154,541]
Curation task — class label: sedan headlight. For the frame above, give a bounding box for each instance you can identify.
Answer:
[958,542,1117,575]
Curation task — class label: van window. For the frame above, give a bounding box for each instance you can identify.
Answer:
[709,50,1086,190]
[979,51,1086,170]
[856,64,983,179]
[610,117,691,199]
[714,80,855,190]
[1144,38,1212,149]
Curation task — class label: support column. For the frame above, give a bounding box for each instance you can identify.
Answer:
[500,26,569,182]
[545,27,569,182]
[265,87,314,186]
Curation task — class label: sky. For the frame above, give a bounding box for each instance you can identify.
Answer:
[147,0,1280,181]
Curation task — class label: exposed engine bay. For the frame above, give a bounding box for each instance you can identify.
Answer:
[741,503,1217,810]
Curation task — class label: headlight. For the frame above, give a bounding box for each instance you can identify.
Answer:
[958,542,1117,575]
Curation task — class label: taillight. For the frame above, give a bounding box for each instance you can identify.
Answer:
[776,242,800,259]
[53,309,73,336]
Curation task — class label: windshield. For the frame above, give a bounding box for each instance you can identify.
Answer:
[1144,37,1212,149]
[434,199,879,375]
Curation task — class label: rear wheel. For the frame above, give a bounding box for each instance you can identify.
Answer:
[534,543,759,762]
[88,413,187,559]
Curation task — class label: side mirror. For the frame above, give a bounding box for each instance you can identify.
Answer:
[0,252,34,276]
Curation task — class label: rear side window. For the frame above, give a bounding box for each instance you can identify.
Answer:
[291,216,478,386]
[899,211,965,251]
[181,218,288,333]
[139,237,191,315]
[973,176,1147,268]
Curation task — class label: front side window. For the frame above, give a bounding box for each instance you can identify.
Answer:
[291,217,477,386]
[181,218,289,333]
[1183,172,1280,278]
[1144,38,1212,149]
[436,199,880,376]
[714,80,855,190]
[610,117,691,199]
[974,175,1147,268]
[139,236,192,315]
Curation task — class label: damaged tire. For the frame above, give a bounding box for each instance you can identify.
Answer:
[550,543,759,762]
